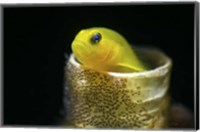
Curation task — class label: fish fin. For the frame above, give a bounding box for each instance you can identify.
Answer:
[113,63,140,72]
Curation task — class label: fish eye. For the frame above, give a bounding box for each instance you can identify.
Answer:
[91,33,101,44]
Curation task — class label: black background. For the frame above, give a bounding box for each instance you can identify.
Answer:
[3,3,195,126]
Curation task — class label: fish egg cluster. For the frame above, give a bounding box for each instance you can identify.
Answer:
[65,62,168,128]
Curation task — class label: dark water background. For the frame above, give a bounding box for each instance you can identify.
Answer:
[3,3,196,127]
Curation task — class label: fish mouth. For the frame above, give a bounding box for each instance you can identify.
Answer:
[72,40,90,63]
[72,40,86,53]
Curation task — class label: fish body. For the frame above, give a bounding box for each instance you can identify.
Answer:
[71,27,148,72]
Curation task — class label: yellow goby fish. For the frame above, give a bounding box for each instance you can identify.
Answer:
[71,27,148,73]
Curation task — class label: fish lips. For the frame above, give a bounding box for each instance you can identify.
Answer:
[72,40,91,61]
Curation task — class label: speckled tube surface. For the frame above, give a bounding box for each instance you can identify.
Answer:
[64,47,172,129]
